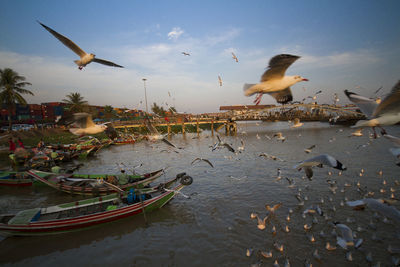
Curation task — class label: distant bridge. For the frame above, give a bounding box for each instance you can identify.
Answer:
[219,104,365,123]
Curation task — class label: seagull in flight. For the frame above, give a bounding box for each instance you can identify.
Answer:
[56,112,109,136]
[37,21,123,70]
[382,131,400,166]
[291,118,303,128]
[346,80,400,127]
[243,54,308,105]
[231,52,239,62]
[182,52,190,56]
[212,135,235,153]
[304,145,316,154]
[191,158,214,168]
[294,154,347,179]
[218,75,223,86]
[144,118,180,149]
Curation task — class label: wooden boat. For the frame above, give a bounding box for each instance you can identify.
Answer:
[0,171,33,187]
[27,169,164,196]
[0,173,193,236]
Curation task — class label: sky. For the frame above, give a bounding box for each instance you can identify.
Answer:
[1,0,400,114]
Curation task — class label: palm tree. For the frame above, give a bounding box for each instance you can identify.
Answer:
[104,105,116,119]
[0,68,34,130]
[151,102,166,116]
[62,92,88,113]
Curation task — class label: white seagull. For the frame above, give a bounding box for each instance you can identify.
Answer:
[347,198,400,223]
[243,54,308,105]
[294,154,347,179]
[218,75,223,86]
[182,52,190,56]
[304,144,316,153]
[382,132,400,166]
[56,113,108,136]
[231,52,239,63]
[344,90,379,118]
[291,118,303,128]
[191,158,214,168]
[346,80,400,127]
[38,21,123,70]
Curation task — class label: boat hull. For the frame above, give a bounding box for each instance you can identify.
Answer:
[0,171,33,187]
[27,169,164,196]
[0,184,183,236]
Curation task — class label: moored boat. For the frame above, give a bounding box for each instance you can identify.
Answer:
[0,171,33,187]
[27,169,164,196]
[0,173,193,236]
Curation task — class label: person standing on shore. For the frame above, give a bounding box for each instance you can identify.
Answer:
[8,138,16,153]
[17,138,25,149]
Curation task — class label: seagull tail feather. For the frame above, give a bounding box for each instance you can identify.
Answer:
[243,83,259,96]
[352,119,379,128]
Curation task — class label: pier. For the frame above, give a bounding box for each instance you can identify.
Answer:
[113,103,364,136]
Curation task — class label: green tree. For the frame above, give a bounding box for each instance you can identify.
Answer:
[62,92,88,113]
[104,105,116,119]
[151,102,166,117]
[0,68,34,129]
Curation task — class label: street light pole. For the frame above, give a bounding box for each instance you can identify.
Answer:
[142,78,148,115]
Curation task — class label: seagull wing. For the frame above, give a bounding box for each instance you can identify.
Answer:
[161,137,177,148]
[202,158,214,168]
[38,21,86,57]
[192,158,214,168]
[372,80,400,117]
[191,158,201,165]
[66,113,92,128]
[144,119,160,135]
[261,54,300,82]
[344,90,378,118]
[223,143,236,153]
[383,134,400,147]
[307,154,346,170]
[267,87,293,104]
[92,58,124,68]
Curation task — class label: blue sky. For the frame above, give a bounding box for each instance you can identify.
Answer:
[1,0,400,113]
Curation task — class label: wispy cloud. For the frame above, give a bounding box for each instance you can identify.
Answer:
[167,27,184,40]
[204,28,241,46]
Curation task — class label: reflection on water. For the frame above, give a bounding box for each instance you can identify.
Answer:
[0,121,399,266]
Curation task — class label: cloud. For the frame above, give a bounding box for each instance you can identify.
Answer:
[299,49,382,69]
[204,28,241,46]
[167,27,184,40]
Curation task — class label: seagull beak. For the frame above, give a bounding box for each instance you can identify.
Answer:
[302,78,309,81]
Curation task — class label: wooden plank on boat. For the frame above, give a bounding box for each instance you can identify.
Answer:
[8,208,41,225]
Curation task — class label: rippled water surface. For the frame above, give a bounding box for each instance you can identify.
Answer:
[1,121,400,266]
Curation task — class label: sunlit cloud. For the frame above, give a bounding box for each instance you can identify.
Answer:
[167,27,184,40]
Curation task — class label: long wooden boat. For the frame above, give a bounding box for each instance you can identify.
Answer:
[0,174,193,236]
[27,169,164,196]
[0,171,33,187]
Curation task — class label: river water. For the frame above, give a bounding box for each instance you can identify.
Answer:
[0,121,399,267]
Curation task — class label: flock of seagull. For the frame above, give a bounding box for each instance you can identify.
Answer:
[35,20,400,266]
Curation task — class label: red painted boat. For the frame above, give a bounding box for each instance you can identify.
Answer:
[0,171,33,187]
[0,173,193,236]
